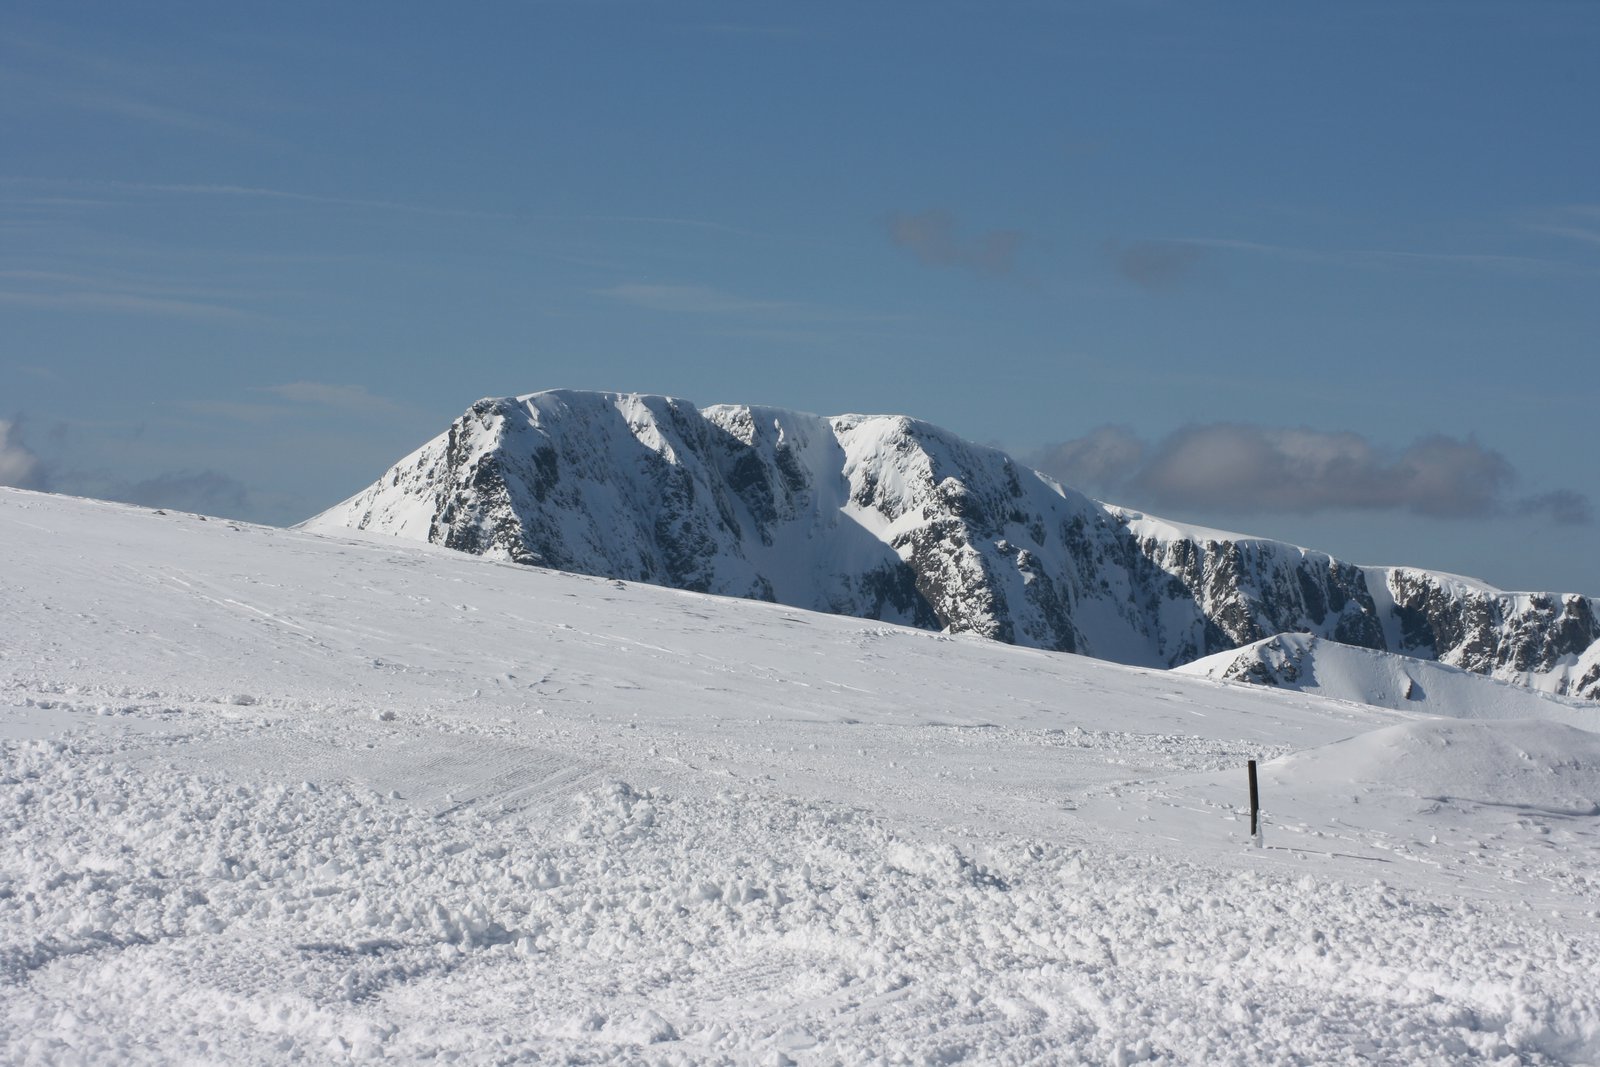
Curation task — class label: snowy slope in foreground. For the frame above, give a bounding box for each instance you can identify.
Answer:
[5,488,1600,1065]
[1177,632,1600,725]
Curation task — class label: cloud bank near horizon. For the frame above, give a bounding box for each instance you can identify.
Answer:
[0,416,253,518]
[1029,423,1592,526]
[0,419,47,490]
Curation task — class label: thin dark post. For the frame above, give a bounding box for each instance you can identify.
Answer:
[1247,759,1260,836]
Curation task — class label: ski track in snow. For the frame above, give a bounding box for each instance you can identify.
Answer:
[3,489,1599,1065]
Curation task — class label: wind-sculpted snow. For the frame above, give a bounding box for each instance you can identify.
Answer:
[6,489,1600,1063]
[306,389,1600,701]
[1269,718,1600,815]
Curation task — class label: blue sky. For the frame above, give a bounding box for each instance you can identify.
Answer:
[3,1,1598,594]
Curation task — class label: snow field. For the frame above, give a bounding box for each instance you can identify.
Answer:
[6,723,1597,1065]
[3,489,1600,1064]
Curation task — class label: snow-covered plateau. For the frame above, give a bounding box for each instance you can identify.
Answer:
[5,487,1600,1065]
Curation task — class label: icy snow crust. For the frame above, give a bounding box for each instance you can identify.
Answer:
[304,390,1600,702]
[6,488,1600,1064]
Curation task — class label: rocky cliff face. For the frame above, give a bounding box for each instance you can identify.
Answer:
[1175,633,1600,720]
[303,390,1600,701]
[1378,570,1600,698]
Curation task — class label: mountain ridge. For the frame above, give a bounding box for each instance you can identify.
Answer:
[1177,632,1600,723]
[303,389,1600,700]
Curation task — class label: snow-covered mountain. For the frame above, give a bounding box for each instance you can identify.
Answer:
[1177,632,1600,724]
[304,389,1600,700]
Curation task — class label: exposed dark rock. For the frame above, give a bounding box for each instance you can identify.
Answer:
[307,390,1600,702]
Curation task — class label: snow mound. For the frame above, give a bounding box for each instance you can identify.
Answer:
[1178,632,1600,726]
[1268,718,1600,815]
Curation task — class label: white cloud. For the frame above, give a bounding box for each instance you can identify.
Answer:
[0,419,47,489]
[1032,426,1144,491]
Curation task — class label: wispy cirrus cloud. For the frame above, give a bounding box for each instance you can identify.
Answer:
[886,209,1024,277]
[0,177,510,220]
[592,283,906,337]
[0,268,276,300]
[1134,237,1586,277]
[1030,423,1591,526]
[0,289,256,321]
[0,266,265,321]
[1529,205,1600,248]
[260,381,405,414]
[570,214,793,243]
[595,283,802,316]
[58,90,251,140]
[182,400,301,424]
[185,382,407,423]
[0,32,264,144]
[3,177,822,238]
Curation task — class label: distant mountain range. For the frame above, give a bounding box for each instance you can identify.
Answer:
[303,390,1600,701]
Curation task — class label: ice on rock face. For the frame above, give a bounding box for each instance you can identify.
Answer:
[303,389,1600,701]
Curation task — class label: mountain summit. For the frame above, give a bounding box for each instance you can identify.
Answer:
[303,390,1600,700]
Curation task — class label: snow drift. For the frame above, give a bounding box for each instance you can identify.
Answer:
[1267,717,1600,816]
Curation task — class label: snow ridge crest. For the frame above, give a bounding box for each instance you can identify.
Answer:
[304,390,1600,700]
